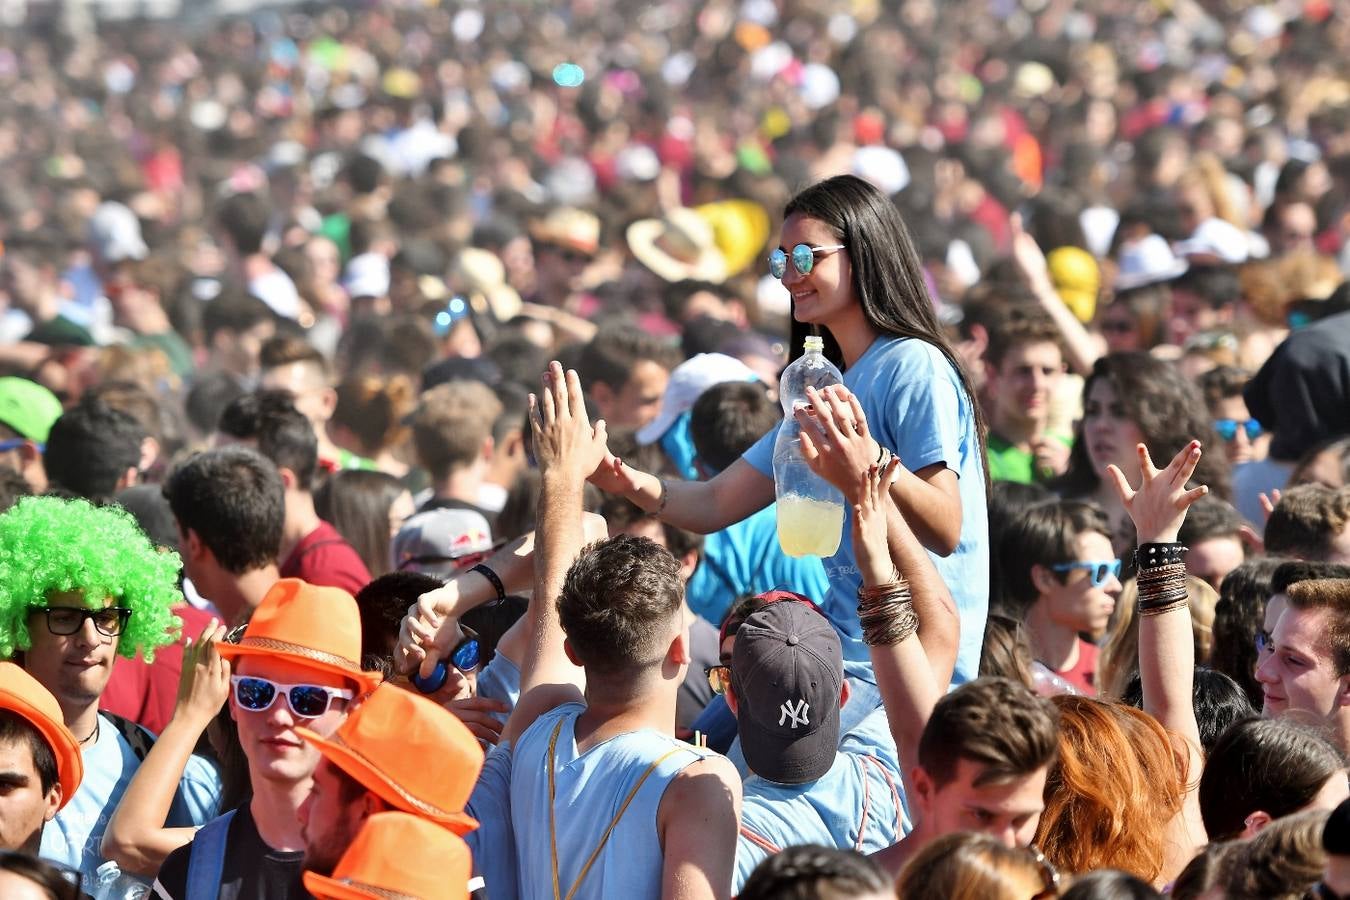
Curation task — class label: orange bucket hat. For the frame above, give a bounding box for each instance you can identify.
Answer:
[0,662,82,809]
[303,811,472,900]
[216,579,381,694]
[297,683,483,833]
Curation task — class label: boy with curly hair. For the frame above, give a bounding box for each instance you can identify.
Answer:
[0,496,221,883]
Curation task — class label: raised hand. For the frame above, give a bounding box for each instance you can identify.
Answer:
[397,592,463,680]
[852,457,902,587]
[176,620,232,726]
[530,361,608,487]
[1106,441,1209,544]
[796,384,884,501]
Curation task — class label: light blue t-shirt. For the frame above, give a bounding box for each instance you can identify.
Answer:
[744,335,989,684]
[508,703,716,900]
[687,505,831,627]
[477,653,521,726]
[39,713,222,884]
[734,709,909,891]
[466,741,519,900]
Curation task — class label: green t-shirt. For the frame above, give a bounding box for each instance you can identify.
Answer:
[986,432,1072,484]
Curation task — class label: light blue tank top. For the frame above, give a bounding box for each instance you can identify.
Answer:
[510,703,716,900]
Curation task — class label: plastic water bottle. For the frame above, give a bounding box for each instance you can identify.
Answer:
[773,335,846,558]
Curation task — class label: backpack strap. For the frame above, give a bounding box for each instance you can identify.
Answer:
[101,711,156,762]
[184,809,236,900]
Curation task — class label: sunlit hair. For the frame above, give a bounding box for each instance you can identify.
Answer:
[896,831,1052,900]
[1098,575,1219,700]
[1036,695,1187,882]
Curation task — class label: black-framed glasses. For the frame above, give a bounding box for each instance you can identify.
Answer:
[1049,559,1122,588]
[230,675,354,719]
[30,606,133,637]
[768,243,846,279]
[1027,845,1061,899]
[706,664,732,695]
[1214,418,1263,442]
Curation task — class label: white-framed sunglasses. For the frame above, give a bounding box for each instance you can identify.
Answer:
[769,243,846,279]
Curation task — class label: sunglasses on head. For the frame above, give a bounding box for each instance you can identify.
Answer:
[1214,418,1263,442]
[31,605,132,637]
[1050,559,1122,587]
[230,675,354,719]
[768,243,846,279]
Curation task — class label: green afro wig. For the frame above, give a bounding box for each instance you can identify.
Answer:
[0,495,183,662]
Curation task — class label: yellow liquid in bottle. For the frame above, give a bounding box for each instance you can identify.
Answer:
[776,495,845,558]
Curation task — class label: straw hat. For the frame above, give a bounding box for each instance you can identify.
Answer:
[694,200,771,278]
[0,662,82,809]
[216,579,382,694]
[303,812,472,900]
[627,208,729,284]
[297,683,483,833]
[530,207,600,257]
[455,248,523,322]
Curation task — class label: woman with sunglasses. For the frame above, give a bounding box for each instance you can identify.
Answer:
[590,174,989,690]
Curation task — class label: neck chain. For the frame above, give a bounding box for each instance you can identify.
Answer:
[78,719,99,747]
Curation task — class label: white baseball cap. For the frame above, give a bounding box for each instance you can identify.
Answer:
[636,353,759,446]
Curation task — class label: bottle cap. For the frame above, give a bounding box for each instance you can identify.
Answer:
[803,335,824,352]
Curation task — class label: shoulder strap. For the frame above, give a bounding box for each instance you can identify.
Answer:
[185,809,236,900]
[102,712,156,762]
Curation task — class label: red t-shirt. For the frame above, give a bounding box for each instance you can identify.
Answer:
[1056,639,1099,697]
[101,603,217,734]
[279,521,372,596]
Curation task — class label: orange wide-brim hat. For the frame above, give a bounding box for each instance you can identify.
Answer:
[297,683,482,833]
[217,579,382,695]
[0,662,83,809]
[303,812,472,900]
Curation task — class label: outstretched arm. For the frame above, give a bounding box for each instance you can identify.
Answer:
[590,454,775,536]
[499,363,607,747]
[1009,214,1101,376]
[1107,440,1209,877]
[102,622,231,875]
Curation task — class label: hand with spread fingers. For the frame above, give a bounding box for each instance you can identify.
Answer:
[796,384,885,502]
[530,361,608,488]
[1106,440,1209,545]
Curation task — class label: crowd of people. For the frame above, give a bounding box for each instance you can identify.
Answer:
[2,0,1350,897]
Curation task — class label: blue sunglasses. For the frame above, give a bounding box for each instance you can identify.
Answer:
[1214,418,1263,442]
[1050,559,1122,587]
[769,243,846,279]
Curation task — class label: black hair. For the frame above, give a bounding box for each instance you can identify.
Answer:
[737,845,888,900]
[1178,496,1246,545]
[1211,556,1289,708]
[354,571,443,669]
[216,390,319,491]
[344,154,386,195]
[1059,870,1163,900]
[43,400,146,502]
[1199,717,1346,842]
[1120,666,1255,755]
[184,372,248,437]
[202,291,275,343]
[0,710,58,796]
[1172,265,1242,309]
[1272,559,1350,596]
[163,447,285,574]
[993,499,1112,614]
[576,322,682,391]
[0,850,82,900]
[783,175,989,495]
[314,470,407,578]
[214,192,271,256]
[689,381,780,474]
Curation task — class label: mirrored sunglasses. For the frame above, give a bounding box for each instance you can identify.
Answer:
[705,664,732,695]
[411,627,482,694]
[230,675,354,719]
[1050,559,1121,588]
[768,243,846,279]
[1214,418,1263,442]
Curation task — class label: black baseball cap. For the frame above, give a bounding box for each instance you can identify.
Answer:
[731,600,842,784]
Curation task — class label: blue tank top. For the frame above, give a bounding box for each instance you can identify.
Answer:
[510,703,716,900]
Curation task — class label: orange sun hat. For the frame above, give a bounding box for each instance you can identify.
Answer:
[0,662,83,808]
[216,579,382,695]
[297,683,484,834]
[303,811,472,900]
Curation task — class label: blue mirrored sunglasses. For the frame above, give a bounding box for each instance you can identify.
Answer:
[768,243,845,279]
[411,627,482,694]
[1214,418,1263,442]
[433,296,472,336]
[1050,559,1122,587]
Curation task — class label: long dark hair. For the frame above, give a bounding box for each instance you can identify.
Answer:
[314,469,408,577]
[784,174,989,489]
[1054,352,1232,501]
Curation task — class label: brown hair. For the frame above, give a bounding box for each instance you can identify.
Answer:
[895,832,1053,900]
[1224,808,1330,900]
[985,311,1065,370]
[1036,696,1187,882]
[259,333,329,376]
[332,374,415,457]
[1264,485,1350,562]
[410,380,503,480]
[1099,575,1219,700]
[1284,578,1350,675]
[918,677,1060,789]
[978,614,1036,690]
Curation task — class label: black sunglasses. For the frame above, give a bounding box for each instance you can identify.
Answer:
[30,606,133,638]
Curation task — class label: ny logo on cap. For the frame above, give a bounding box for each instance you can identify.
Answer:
[779,698,810,729]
